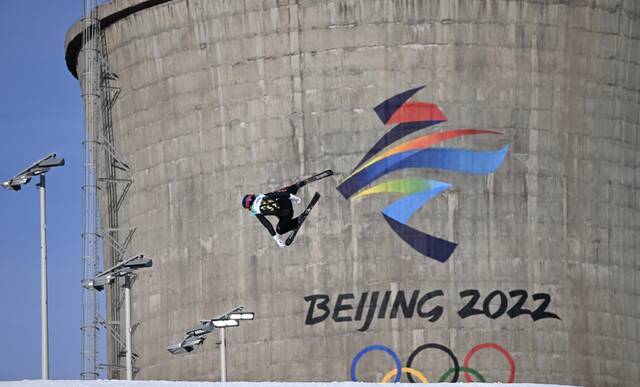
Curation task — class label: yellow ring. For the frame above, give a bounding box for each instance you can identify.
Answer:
[381,367,429,383]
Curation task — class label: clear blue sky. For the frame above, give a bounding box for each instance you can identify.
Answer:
[0,2,104,380]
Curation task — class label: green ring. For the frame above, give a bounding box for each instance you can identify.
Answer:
[438,367,485,382]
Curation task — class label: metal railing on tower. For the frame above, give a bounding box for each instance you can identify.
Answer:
[80,0,101,379]
[80,0,137,379]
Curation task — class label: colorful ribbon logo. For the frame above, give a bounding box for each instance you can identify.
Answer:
[337,86,509,262]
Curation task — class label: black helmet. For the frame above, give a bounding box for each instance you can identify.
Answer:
[242,194,256,209]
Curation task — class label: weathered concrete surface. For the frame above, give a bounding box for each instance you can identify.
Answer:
[65,0,640,386]
[0,381,581,387]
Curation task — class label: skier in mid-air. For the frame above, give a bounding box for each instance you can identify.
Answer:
[241,170,333,248]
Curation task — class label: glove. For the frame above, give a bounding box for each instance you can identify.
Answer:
[273,234,286,248]
[290,194,302,205]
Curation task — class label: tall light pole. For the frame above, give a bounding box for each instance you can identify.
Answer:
[219,325,227,381]
[168,305,255,381]
[37,174,48,380]
[124,274,133,379]
[2,153,65,380]
[82,253,152,380]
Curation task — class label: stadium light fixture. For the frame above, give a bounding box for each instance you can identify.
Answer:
[212,319,240,328]
[2,153,65,380]
[167,335,207,355]
[229,313,255,320]
[167,321,214,354]
[83,253,152,380]
[1,153,65,191]
[168,305,255,382]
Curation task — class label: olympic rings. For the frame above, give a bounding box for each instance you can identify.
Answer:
[439,366,485,382]
[406,343,459,383]
[463,343,515,383]
[351,345,402,383]
[381,367,429,383]
[351,342,516,383]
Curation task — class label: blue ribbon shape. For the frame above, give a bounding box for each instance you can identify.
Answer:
[337,144,510,199]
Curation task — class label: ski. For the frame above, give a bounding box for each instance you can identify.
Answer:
[279,169,334,191]
[299,169,334,186]
[285,192,321,246]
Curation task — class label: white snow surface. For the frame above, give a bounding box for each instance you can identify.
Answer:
[0,381,580,387]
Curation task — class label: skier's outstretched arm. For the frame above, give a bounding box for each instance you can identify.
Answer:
[256,214,276,236]
[256,214,286,248]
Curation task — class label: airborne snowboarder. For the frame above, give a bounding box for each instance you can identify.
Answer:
[241,170,333,248]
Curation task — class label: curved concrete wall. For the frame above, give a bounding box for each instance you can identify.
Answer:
[66,0,640,386]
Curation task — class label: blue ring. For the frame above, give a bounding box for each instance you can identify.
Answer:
[351,345,402,383]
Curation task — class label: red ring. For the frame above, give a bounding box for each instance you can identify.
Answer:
[463,343,515,383]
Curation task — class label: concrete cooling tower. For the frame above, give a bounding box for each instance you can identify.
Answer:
[65,0,640,386]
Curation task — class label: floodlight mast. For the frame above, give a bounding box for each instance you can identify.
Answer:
[212,302,245,379]
[82,253,152,380]
[220,326,227,382]
[37,175,48,380]
[1,153,65,380]
[168,305,254,382]
[212,305,254,382]
[124,275,133,380]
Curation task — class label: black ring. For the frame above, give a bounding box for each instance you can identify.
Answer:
[406,343,460,383]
